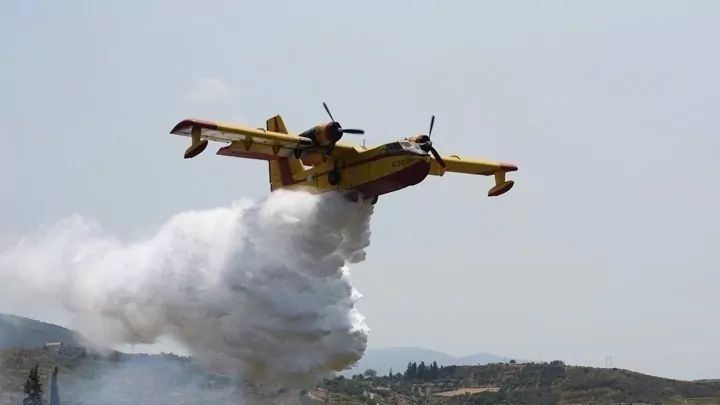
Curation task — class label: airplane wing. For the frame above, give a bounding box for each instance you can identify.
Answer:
[428,154,518,197]
[428,155,517,176]
[170,118,315,160]
[170,119,313,149]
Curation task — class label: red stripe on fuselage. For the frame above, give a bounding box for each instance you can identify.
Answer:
[277,158,296,185]
[170,119,220,134]
[351,159,430,198]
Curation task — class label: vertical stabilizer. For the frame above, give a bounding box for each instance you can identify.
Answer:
[266,115,306,190]
[266,115,289,134]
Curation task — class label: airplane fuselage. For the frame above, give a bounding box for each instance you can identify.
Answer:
[275,139,433,200]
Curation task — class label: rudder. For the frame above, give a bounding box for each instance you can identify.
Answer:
[266,114,306,190]
[269,158,307,190]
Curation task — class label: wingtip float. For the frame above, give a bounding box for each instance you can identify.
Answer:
[169,103,518,205]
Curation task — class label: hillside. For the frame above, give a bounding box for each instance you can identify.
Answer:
[3,314,720,404]
[0,314,83,350]
[321,360,720,404]
[0,314,109,354]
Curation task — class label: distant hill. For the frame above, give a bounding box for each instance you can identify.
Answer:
[343,346,519,376]
[0,313,101,352]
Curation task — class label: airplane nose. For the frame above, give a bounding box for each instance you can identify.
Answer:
[327,122,342,142]
[415,135,430,144]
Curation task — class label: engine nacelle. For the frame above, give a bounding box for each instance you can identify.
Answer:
[297,122,343,148]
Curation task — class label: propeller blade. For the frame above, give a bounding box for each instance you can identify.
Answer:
[430,146,446,168]
[322,102,365,135]
[428,115,435,138]
[323,102,336,123]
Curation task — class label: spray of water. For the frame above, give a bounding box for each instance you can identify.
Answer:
[0,189,373,389]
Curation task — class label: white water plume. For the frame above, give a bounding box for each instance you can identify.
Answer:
[0,189,373,388]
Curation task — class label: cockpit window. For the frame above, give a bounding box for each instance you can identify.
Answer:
[384,142,403,152]
[385,141,426,154]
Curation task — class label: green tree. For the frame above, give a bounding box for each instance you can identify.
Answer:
[23,364,43,405]
[50,366,59,405]
[430,361,440,379]
[363,368,378,378]
[417,361,428,379]
[405,361,418,379]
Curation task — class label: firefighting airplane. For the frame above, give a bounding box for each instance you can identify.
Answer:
[169,103,518,205]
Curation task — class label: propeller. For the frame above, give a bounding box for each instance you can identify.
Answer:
[421,115,446,168]
[323,102,365,136]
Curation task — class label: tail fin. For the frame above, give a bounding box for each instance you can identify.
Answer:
[266,115,289,134]
[266,115,306,191]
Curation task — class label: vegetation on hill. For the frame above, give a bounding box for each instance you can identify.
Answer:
[3,346,720,405]
[343,347,514,377]
[316,360,720,404]
[22,364,43,405]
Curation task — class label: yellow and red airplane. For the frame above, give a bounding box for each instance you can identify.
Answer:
[169,102,517,205]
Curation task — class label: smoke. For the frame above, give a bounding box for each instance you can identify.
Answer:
[58,355,247,405]
[0,189,373,389]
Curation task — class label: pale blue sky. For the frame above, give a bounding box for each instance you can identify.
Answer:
[2,1,720,380]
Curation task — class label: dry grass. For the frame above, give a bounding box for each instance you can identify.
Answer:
[433,386,500,397]
[687,396,720,405]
